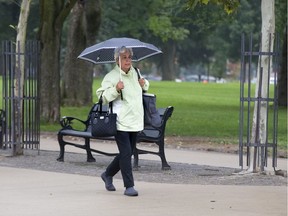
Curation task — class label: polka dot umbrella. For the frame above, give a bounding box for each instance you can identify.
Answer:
[77,37,162,64]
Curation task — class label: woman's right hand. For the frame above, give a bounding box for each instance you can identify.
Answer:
[116,81,124,92]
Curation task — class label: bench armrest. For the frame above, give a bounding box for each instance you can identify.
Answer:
[138,106,174,140]
[60,116,87,129]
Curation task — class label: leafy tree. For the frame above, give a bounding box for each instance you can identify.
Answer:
[2,0,284,124]
[187,0,240,14]
[149,1,189,80]
[187,0,286,107]
[188,0,286,174]
[177,3,233,79]
[0,0,39,42]
[13,0,32,155]
[180,1,262,80]
[98,0,190,80]
[38,0,77,122]
[61,0,101,106]
[247,0,276,173]
[0,0,20,41]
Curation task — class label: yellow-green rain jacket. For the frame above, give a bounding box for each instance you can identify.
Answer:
[96,65,149,132]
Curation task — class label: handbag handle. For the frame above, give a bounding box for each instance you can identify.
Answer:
[97,93,113,114]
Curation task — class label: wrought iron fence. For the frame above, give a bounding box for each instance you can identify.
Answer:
[1,40,40,154]
[239,33,280,171]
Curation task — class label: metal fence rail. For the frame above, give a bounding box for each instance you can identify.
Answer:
[1,40,40,153]
[239,33,279,171]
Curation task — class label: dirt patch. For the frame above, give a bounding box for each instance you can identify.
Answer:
[164,136,238,153]
[164,136,287,158]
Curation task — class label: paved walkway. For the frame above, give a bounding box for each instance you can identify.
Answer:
[0,136,287,216]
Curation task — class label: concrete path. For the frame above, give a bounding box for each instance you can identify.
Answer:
[0,136,287,216]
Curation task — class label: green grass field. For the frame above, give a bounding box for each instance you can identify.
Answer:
[146,81,287,148]
[41,80,286,149]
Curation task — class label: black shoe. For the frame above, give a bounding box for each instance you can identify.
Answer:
[101,172,116,191]
[124,187,138,196]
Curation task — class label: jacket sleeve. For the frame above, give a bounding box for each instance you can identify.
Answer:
[96,74,120,105]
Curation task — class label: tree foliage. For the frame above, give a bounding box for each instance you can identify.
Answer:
[0,0,285,124]
[187,0,240,14]
[0,0,39,42]
[98,0,191,80]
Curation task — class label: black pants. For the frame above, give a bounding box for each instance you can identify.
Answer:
[105,131,138,188]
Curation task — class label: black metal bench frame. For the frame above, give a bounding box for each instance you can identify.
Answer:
[57,105,174,170]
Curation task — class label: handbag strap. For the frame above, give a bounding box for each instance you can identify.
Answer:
[109,101,113,113]
[97,92,113,113]
[134,67,147,93]
[134,67,141,79]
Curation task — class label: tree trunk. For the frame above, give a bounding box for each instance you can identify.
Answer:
[62,0,101,106]
[14,0,32,155]
[39,0,77,122]
[161,40,176,80]
[278,26,287,107]
[248,0,275,172]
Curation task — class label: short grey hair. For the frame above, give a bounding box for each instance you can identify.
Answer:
[114,46,133,61]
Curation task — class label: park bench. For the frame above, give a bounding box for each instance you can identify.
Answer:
[57,104,174,170]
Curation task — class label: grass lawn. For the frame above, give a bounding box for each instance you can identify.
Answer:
[41,80,287,149]
[147,81,287,149]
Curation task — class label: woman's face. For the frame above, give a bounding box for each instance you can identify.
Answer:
[119,51,132,73]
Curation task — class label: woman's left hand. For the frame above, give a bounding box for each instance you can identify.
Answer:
[138,78,145,87]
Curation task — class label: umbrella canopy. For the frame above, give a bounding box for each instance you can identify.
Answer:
[78,37,162,64]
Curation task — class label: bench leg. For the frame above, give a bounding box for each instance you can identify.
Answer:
[158,140,171,170]
[57,134,65,162]
[85,138,96,162]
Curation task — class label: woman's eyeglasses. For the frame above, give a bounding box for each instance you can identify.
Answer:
[121,55,132,61]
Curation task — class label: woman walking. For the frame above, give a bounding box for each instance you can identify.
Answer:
[96,46,149,196]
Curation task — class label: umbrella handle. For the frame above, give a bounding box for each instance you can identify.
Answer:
[120,90,123,100]
[119,56,123,82]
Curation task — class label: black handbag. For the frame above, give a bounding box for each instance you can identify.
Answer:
[142,92,162,128]
[91,96,117,137]
[135,67,162,128]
